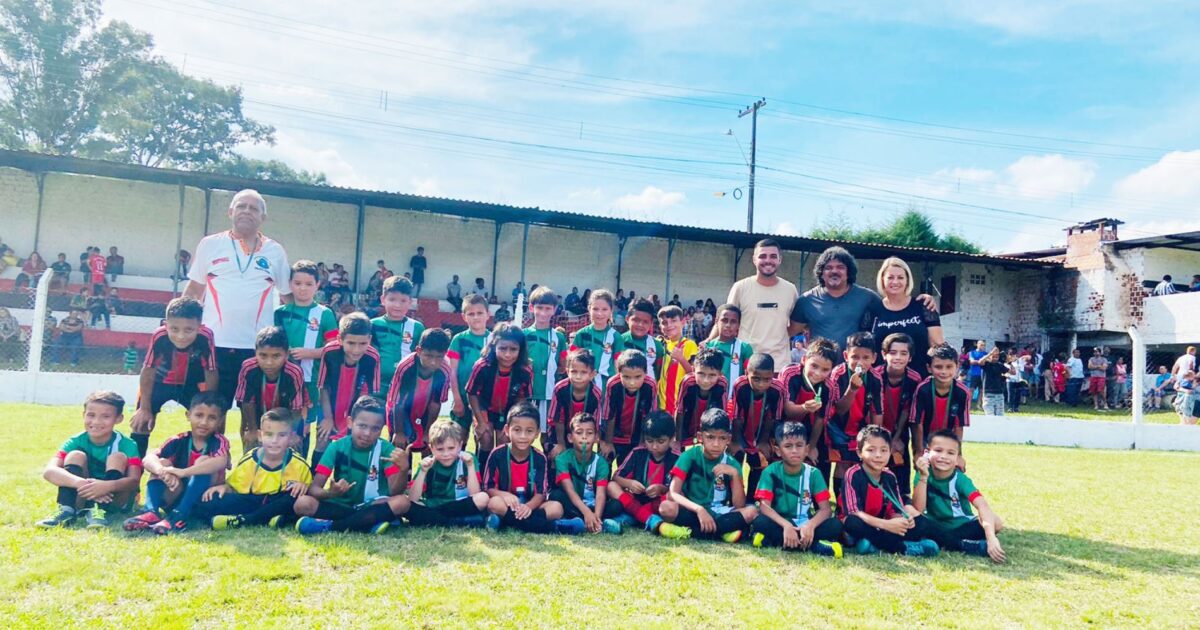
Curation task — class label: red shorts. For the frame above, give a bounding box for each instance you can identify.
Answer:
[1089,376,1107,392]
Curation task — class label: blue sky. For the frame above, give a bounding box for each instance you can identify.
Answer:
[103,0,1200,252]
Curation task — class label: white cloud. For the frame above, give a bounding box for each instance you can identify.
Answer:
[1112,150,1200,204]
[410,177,443,197]
[611,186,686,213]
[771,221,802,236]
[242,130,381,190]
[1004,154,1095,199]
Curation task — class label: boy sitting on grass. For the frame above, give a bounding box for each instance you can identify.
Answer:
[551,412,624,534]
[482,403,580,534]
[406,419,490,527]
[750,421,843,557]
[838,425,939,557]
[658,408,758,542]
[123,392,230,534]
[129,296,218,458]
[199,408,313,530]
[913,430,1007,563]
[609,411,684,536]
[294,396,410,535]
[38,391,143,529]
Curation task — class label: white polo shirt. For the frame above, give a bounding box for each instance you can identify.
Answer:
[188,231,290,349]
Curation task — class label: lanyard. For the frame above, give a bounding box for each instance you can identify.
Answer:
[749,390,768,442]
[261,373,280,408]
[866,470,909,520]
[229,232,260,275]
[802,368,821,404]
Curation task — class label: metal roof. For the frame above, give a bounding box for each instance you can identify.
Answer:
[1111,231,1200,252]
[0,149,1058,268]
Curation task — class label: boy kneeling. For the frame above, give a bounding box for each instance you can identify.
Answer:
[38,391,143,529]
[294,396,410,535]
[913,430,1007,563]
[657,408,758,542]
[750,421,843,557]
[838,425,939,556]
[406,419,490,527]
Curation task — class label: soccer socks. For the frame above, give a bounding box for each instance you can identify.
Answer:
[167,474,211,522]
[332,503,395,533]
[57,464,85,507]
[715,512,748,536]
[132,433,150,459]
[501,509,555,534]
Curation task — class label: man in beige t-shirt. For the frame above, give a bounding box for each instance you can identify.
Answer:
[726,238,799,371]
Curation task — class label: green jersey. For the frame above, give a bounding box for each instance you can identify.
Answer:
[415,453,479,508]
[57,430,141,478]
[370,316,425,395]
[622,332,665,376]
[315,436,398,506]
[670,447,740,514]
[554,449,610,508]
[448,330,490,396]
[525,325,567,400]
[753,461,829,526]
[705,338,753,386]
[572,324,625,382]
[274,302,337,385]
[921,470,981,527]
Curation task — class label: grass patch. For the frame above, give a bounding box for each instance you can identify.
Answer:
[2,403,1199,627]
[1007,399,1177,423]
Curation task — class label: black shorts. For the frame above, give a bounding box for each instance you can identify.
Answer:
[969,375,983,389]
[140,383,200,415]
[548,488,622,520]
[215,347,255,408]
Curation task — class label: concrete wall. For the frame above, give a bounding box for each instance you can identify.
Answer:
[0,168,41,259]
[1141,292,1200,345]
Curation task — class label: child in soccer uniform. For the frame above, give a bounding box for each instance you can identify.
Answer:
[406,419,489,527]
[294,397,410,535]
[315,313,381,468]
[386,329,453,461]
[37,391,143,529]
[622,298,666,377]
[657,304,697,415]
[838,425,940,557]
[449,294,493,433]
[466,323,533,457]
[551,412,624,534]
[274,260,338,456]
[523,287,567,433]
[913,430,1007,562]
[122,342,138,374]
[750,421,843,557]
[659,408,758,542]
[123,392,230,535]
[235,326,308,450]
[911,344,972,471]
[371,275,425,400]
[570,289,625,391]
[129,296,218,458]
[482,403,579,534]
[873,333,923,498]
[826,332,884,493]
[546,349,601,460]
[609,411,682,535]
[600,349,658,465]
[728,353,786,493]
[674,347,728,448]
[198,409,313,530]
[705,304,753,386]
[780,338,837,484]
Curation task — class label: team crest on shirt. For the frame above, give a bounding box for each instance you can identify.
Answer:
[585,472,596,492]
[367,464,379,482]
[950,494,962,510]
[714,474,726,491]
[307,316,319,331]
[603,342,612,354]
[254,256,270,271]
[550,337,559,351]
[403,331,413,345]
[455,472,468,490]
[802,489,812,505]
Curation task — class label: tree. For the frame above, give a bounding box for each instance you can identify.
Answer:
[207,155,328,186]
[810,208,982,254]
[89,60,274,168]
[0,0,150,153]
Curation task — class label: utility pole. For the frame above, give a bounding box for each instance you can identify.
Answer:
[738,98,766,233]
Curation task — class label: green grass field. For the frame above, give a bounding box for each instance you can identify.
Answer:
[3,403,1199,627]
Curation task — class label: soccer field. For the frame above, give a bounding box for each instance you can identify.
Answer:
[3,404,1199,627]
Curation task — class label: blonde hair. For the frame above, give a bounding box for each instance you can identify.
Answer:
[876,257,914,297]
[427,418,464,447]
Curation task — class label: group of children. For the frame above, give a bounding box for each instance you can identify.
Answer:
[37,270,1006,562]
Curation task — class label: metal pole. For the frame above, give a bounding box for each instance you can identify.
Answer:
[665,238,676,300]
[490,222,502,299]
[174,183,186,295]
[520,223,529,285]
[32,172,46,252]
[353,200,366,292]
[26,270,51,401]
[738,98,766,232]
[616,236,628,291]
[1129,326,1145,426]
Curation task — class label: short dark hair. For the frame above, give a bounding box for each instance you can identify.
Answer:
[382,275,414,296]
[806,338,839,363]
[856,424,892,450]
[1164,274,1173,282]
[774,420,810,443]
[814,246,858,286]
[260,408,294,428]
[165,296,203,322]
[290,259,319,281]
[339,312,372,337]
[418,328,451,353]
[926,428,962,448]
[570,411,597,432]
[349,395,385,420]
[567,348,596,371]
[255,326,289,351]
[657,304,684,321]
[528,286,558,306]
[700,407,732,433]
[506,401,540,426]
[845,331,875,352]
[693,346,725,372]
[616,348,648,372]
[928,343,959,364]
[629,298,656,319]
[643,410,675,440]
[83,390,125,415]
[188,391,227,413]
[714,304,741,321]
[754,238,780,251]
[881,333,913,354]
[747,352,774,373]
